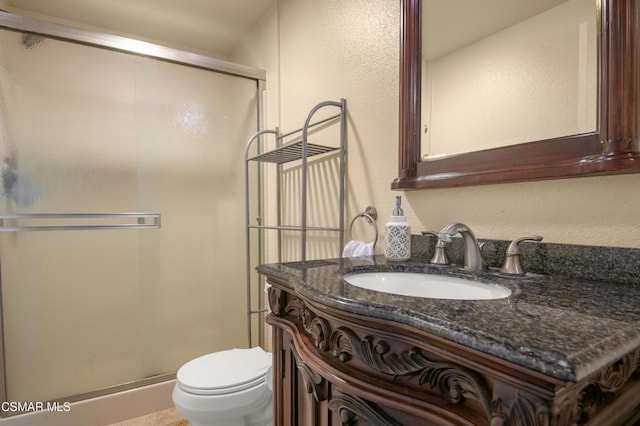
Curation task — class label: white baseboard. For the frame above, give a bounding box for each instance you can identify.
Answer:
[0,380,175,426]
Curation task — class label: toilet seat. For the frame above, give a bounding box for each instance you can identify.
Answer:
[176,347,272,396]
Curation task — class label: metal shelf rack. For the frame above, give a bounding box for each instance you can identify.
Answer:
[243,99,347,346]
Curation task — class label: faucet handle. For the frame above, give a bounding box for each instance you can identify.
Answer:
[421,231,450,265]
[500,236,543,275]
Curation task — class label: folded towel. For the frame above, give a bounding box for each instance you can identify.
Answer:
[342,240,375,257]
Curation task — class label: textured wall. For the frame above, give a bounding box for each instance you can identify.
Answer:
[237,0,640,250]
[424,0,597,156]
[237,0,401,259]
[8,0,640,252]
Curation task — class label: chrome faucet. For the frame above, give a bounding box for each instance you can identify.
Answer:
[439,222,487,271]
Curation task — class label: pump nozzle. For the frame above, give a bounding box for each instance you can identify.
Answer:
[392,196,404,216]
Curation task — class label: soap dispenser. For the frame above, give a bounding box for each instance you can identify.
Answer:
[384,196,411,261]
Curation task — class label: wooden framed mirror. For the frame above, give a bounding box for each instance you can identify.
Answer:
[393,0,640,190]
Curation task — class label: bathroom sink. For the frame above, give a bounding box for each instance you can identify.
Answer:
[342,272,511,300]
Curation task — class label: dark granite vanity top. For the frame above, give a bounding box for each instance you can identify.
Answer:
[257,250,640,383]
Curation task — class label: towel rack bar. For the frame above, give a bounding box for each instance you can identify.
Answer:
[277,113,341,140]
[248,225,341,232]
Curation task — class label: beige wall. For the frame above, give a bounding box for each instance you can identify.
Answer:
[424,0,597,156]
[236,0,640,250]
[21,1,637,255]
[234,0,402,259]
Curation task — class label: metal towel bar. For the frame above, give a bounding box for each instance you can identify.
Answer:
[0,213,161,232]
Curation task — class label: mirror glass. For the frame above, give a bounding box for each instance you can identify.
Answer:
[421,0,598,159]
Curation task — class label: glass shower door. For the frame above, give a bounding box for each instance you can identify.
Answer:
[0,26,258,404]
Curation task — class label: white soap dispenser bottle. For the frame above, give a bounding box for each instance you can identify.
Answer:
[384,196,411,261]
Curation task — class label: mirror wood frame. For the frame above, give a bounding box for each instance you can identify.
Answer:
[393,0,640,190]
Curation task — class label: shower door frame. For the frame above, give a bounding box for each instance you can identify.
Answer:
[0,11,266,412]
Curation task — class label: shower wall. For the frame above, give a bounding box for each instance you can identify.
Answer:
[0,28,258,403]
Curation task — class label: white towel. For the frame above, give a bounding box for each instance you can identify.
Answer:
[342,240,375,257]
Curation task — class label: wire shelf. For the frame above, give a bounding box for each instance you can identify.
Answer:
[248,141,338,164]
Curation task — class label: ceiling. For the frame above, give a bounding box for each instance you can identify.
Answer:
[3,0,572,63]
[3,0,276,58]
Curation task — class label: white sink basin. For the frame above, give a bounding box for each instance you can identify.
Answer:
[343,272,511,300]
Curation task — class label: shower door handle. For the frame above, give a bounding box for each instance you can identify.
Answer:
[0,213,161,232]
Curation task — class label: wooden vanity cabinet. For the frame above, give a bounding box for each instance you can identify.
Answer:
[272,326,453,426]
[265,277,640,426]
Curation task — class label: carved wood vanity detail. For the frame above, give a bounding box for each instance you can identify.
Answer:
[265,278,640,425]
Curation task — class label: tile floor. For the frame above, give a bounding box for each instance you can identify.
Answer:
[109,408,188,426]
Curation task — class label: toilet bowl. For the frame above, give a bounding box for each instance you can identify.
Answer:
[172,347,273,426]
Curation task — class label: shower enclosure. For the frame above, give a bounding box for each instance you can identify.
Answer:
[0,12,264,410]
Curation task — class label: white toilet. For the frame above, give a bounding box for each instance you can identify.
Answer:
[172,346,273,426]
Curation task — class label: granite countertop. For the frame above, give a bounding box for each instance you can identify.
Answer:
[257,255,640,382]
